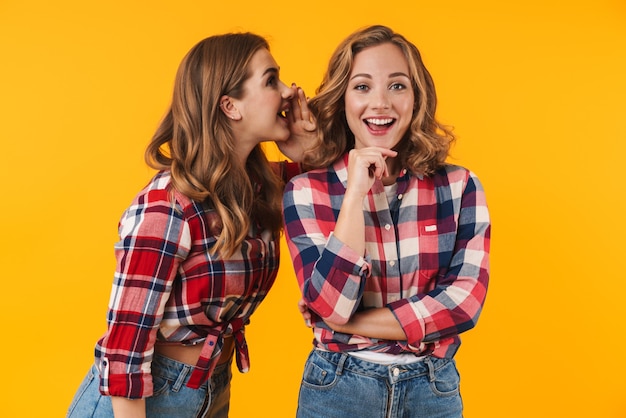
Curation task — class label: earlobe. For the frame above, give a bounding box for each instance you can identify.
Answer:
[219,95,241,121]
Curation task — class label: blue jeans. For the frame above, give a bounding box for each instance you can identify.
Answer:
[296,349,463,418]
[66,354,232,418]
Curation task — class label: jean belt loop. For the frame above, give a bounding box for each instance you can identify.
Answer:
[425,357,436,383]
[336,353,349,376]
[172,364,192,392]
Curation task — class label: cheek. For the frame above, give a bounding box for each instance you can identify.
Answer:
[345,113,363,136]
[401,96,415,118]
[344,97,364,128]
[396,104,414,130]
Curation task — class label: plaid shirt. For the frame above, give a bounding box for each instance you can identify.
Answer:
[95,170,285,398]
[283,154,490,359]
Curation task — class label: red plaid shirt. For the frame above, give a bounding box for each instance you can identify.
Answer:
[283,154,490,358]
[95,168,291,398]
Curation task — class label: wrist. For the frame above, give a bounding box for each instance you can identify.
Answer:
[342,190,366,206]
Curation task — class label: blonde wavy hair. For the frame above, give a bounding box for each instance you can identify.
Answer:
[304,25,455,175]
[145,33,284,257]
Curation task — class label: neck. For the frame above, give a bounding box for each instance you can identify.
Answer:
[382,157,401,185]
[235,143,256,166]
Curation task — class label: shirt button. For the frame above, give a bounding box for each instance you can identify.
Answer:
[385,224,391,230]
[389,260,396,267]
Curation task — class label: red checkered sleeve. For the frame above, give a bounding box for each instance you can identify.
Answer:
[283,172,370,324]
[97,181,191,398]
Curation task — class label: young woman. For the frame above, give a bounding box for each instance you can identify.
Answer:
[283,25,491,417]
[67,32,314,418]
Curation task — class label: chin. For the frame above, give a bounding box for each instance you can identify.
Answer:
[274,130,290,142]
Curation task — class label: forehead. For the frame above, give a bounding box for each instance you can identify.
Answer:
[351,43,409,75]
[247,48,278,76]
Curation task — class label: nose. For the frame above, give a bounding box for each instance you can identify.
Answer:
[280,81,295,100]
[372,89,390,110]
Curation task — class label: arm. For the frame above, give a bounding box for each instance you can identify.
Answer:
[323,170,489,345]
[97,184,190,400]
[284,179,365,324]
[333,148,395,254]
[387,170,490,347]
[283,148,396,325]
[296,298,405,339]
[325,307,407,340]
[111,397,146,418]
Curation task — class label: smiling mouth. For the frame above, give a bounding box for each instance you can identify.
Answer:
[365,117,395,131]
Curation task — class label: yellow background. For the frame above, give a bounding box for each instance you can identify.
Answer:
[1,0,625,416]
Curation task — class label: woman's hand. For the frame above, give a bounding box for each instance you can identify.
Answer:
[345,147,398,199]
[277,84,317,162]
[297,298,313,328]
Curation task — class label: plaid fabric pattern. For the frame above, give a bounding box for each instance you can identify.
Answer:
[95,170,280,398]
[283,154,490,359]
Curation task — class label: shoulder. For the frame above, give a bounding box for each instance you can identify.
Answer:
[117,172,196,256]
[286,167,338,191]
[121,171,203,227]
[433,164,470,180]
[287,156,348,191]
[432,164,485,189]
[129,171,194,209]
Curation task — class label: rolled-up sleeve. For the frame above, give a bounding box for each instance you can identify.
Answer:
[97,188,191,398]
[284,175,370,324]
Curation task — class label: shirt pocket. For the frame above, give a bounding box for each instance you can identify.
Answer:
[417,219,457,280]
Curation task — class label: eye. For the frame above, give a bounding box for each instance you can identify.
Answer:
[267,75,277,87]
[390,82,407,91]
[354,84,369,91]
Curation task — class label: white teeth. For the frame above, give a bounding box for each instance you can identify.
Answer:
[366,118,393,125]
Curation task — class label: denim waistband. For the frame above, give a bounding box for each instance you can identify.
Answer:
[151,352,231,391]
[312,349,451,382]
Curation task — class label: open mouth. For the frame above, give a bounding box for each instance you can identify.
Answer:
[365,117,395,131]
[278,108,290,119]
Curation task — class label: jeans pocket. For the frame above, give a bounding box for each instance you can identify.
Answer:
[146,374,209,417]
[428,359,460,397]
[150,373,174,397]
[300,352,339,389]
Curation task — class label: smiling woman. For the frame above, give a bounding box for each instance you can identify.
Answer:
[65,32,316,418]
[283,25,490,418]
[345,43,414,155]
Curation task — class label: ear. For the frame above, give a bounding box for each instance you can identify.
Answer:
[219,95,241,121]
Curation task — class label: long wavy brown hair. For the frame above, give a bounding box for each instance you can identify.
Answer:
[304,25,455,175]
[145,33,284,257]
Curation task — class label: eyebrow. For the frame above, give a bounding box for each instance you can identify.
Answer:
[350,72,410,80]
[263,67,280,76]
